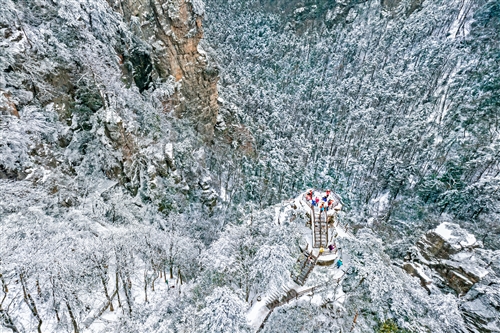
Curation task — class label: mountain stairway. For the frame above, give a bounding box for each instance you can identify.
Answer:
[313,211,328,248]
[291,249,317,286]
[251,190,345,333]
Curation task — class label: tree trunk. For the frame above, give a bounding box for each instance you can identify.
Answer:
[178,268,183,285]
[65,300,79,333]
[100,275,114,312]
[1,275,18,333]
[120,273,132,314]
[151,270,158,292]
[0,309,19,333]
[115,272,122,309]
[0,274,8,293]
[278,173,284,202]
[19,274,43,333]
[472,207,484,220]
[36,280,42,297]
[49,277,60,322]
[144,270,148,303]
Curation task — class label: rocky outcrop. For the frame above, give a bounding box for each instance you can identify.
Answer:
[405,222,486,295]
[404,222,500,332]
[0,90,19,117]
[199,174,217,208]
[460,251,500,333]
[417,222,479,260]
[107,0,219,139]
[0,0,222,221]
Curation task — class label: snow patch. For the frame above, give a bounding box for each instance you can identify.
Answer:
[188,0,205,16]
[448,0,473,39]
[247,300,270,330]
[105,108,122,124]
[370,191,390,214]
[294,7,306,14]
[165,142,174,162]
[434,222,477,249]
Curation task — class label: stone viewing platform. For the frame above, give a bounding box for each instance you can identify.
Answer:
[298,189,344,265]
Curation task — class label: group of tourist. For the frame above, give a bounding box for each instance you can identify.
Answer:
[319,243,337,255]
[317,244,343,268]
[304,189,344,269]
[305,189,336,212]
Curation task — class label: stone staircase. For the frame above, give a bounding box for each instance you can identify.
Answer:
[291,250,317,286]
[313,211,328,248]
[265,285,297,309]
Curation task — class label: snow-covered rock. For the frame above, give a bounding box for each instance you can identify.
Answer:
[164,142,176,170]
[417,222,480,261]
[406,222,488,294]
[404,222,500,332]
[199,175,217,207]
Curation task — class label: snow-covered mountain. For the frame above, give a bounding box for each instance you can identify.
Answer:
[203,0,500,254]
[1,0,499,332]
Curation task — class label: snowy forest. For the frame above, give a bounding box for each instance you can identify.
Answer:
[0,0,499,332]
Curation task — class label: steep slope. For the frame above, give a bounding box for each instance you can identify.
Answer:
[203,0,500,255]
[403,222,500,332]
[1,0,499,332]
[0,0,222,332]
[105,0,219,137]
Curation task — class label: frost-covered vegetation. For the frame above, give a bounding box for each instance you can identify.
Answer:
[1,0,499,332]
[0,0,227,331]
[204,0,500,255]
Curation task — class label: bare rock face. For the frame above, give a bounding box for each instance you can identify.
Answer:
[404,222,500,332]
[460,250,500,333]
[417,222,479,260]
[0,90,19,117]
[199,175,217,208]
[1,0,219,195]
[406,222,486,295]
[107,0,219,139]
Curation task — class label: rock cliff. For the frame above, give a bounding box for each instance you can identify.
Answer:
[403,222,500,332]
[106,0,219,138]
[1,0,219,194]
[1,0,218,144]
